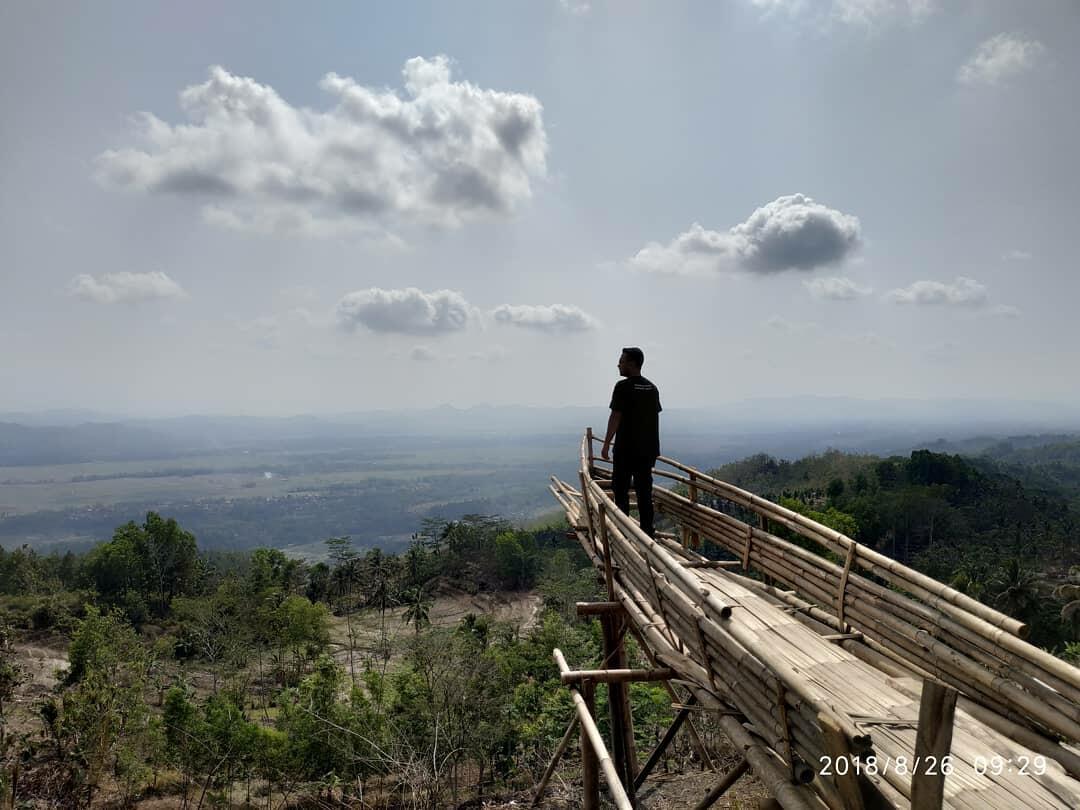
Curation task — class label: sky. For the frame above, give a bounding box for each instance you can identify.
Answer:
[2,1,1078,417]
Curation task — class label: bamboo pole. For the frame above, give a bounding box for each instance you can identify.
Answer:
[531,715,579,806]
[582,678,600,810]
[635,697,696,790]
[693,758,750,810]
[576,601,624,615]
[561,667,675,684]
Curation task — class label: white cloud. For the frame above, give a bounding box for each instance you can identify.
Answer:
[490,303,599,333]
[410,345,437,362]
[67,271,188,304]
[804,276,872,300]
[1001,249,1032,262]
[96,58,548,235]
[751,0,934,28]
[958,34,1045,86]
[629,194,861,275]
[885,277,989,307]
[336,287,472,335]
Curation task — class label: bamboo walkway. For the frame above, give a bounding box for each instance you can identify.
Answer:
[542,430,1080,810]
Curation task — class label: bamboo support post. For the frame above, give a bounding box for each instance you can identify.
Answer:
[531,715,579,806]
[693,757,750,810]
[910,681,957,810]
[601,611,639,801]
[818,711,866,810]
[635,695,697,790]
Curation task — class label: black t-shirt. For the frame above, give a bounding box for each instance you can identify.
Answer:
[610,375,662,458]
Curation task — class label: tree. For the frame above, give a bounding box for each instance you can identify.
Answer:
[173,580,251,693]
[139,512,199,615]
[326,537,360,684]
[363,549,395,643]
[85,513,199,619]
[59,606,156,807]
[1054,566,1080,641]
[991,558,1040,621]
[271,596,330,685]
[402,587,433,635]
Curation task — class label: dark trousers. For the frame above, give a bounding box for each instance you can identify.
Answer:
[612,453,657,537]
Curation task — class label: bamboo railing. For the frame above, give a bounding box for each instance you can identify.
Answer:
[543,431,1080,810]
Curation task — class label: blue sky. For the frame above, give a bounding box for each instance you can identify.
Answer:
[2,1,1077,415]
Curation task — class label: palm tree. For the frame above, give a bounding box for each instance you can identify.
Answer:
[1054,566,1080,641]
[364,549,395,639]
[402,587,433,635]
[326,537,359,684]
[991,558,1040,621]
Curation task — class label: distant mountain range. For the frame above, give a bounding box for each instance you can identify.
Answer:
[3,398,1079,468]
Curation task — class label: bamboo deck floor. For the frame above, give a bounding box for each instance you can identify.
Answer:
[694,567,1080,808]
[549,438,1080,810]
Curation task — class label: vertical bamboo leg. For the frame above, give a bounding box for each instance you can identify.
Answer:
[818,711,865,810]
[582,680,599,810]
[634,695,697,789]
[911,681,957,810]
[602,613,639,803]
[531,715,579,806]
[693,757,749,810]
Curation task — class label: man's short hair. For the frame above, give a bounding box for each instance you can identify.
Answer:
[621,347,645,368]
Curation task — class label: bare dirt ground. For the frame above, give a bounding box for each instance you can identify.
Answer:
[5,595,773,809]
[492,758,768,810]
[330,587,545,673]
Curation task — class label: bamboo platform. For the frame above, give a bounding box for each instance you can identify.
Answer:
[542,430,1080,810]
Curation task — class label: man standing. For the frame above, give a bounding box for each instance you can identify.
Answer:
[601,347,662,538]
